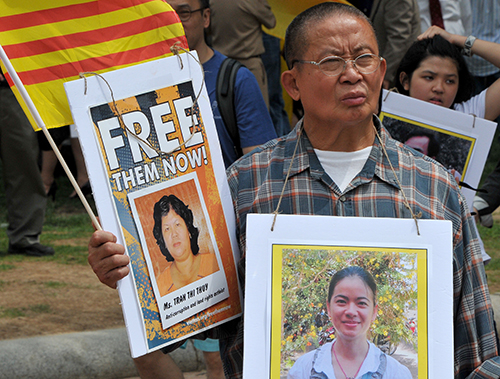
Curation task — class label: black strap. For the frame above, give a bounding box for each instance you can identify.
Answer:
[216,57,243,158]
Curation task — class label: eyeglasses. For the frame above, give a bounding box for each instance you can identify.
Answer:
[292,53,383,76]
[175,7,205,22]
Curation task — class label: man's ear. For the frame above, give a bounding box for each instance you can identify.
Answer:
[378,57,387,88]
[281,69,301,101]
[203,7,210,29]
[399,72,410,91]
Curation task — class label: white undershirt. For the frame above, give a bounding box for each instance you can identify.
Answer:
[314,146,372,192]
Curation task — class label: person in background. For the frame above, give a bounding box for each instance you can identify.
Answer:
[351,0,421,88]
[261,31,292,137]
[417,0,471,37]
[468,0,500,228]
[168,0,276,169]
[38,125,70,198]
[0,73,54,257]
[209,0,276,107]
[38,124,90,200]
[395,27,500,264]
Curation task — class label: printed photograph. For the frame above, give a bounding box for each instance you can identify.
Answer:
[130,177,220,296]
[277,248,420,379]
[382,114,474,182]
[128,173,230,330]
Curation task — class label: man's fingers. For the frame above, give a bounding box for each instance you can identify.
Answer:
[88,230,129,289]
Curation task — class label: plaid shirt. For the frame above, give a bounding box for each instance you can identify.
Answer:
[216,117,500,378]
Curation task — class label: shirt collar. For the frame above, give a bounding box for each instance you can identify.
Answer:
[361,116,400,190]
[313,341,382,376]
[283,116,401,191]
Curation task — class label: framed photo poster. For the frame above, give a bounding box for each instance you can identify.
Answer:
[64,52,242,357]
[244,214,453,379]
[380,89,497,207]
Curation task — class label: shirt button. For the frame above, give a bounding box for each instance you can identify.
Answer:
[339,195,346,202]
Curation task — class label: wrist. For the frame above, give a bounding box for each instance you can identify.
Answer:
[462,35,477,57]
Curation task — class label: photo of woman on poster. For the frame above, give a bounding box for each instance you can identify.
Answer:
[152,194,219,296]
[287,266,412,379]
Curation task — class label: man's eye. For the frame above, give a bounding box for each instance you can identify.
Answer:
[321,58,343,70]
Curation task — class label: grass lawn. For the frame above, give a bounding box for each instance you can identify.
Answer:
[0,168,95,265]
[479,221,500,293]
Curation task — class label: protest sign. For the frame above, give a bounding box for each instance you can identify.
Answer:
[64,51,241,357]
[381,89,496,207]
[244,214,453,379]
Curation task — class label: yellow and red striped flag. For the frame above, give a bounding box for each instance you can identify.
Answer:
[0,0,188,130]
[265,0,352,39]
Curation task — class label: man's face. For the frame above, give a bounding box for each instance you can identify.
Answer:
[284,15,386,131]
[167,0,208,51]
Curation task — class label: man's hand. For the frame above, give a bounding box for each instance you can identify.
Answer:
[88,230,130,289]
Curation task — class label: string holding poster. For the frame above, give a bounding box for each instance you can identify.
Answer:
[244,214,453,379]
[380,89,497,207]
[64,51,242,357]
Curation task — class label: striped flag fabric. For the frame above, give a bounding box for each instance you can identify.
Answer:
[265,0,352,38]
[0,0,188,130]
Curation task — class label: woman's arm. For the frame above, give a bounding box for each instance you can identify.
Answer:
[418,26,500,121]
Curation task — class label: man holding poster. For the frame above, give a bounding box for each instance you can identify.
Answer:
[88,2,500,378]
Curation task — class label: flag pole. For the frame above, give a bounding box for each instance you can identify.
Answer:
[0,44,102,231]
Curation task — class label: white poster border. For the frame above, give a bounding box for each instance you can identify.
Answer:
[64,51,240,357]
[244,214,453,379]
[381,89,496,207]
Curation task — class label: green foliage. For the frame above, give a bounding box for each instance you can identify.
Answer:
[280,249,418,367]
[0,263,15,271]
[29,304,51,313]
[44,281,67,288]
[0,307,26,318]
[480,129,500,186]
[0,303,52,318]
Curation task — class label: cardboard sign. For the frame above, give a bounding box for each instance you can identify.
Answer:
[381,89,497,207]
[244,214,453,379]
[64,52,242,357]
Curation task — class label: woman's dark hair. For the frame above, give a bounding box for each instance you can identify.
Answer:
[327,266,377,303]
[152,195,200,262]
[395,35,474,106]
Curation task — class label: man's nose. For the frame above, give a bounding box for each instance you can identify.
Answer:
[340,60,363,82]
